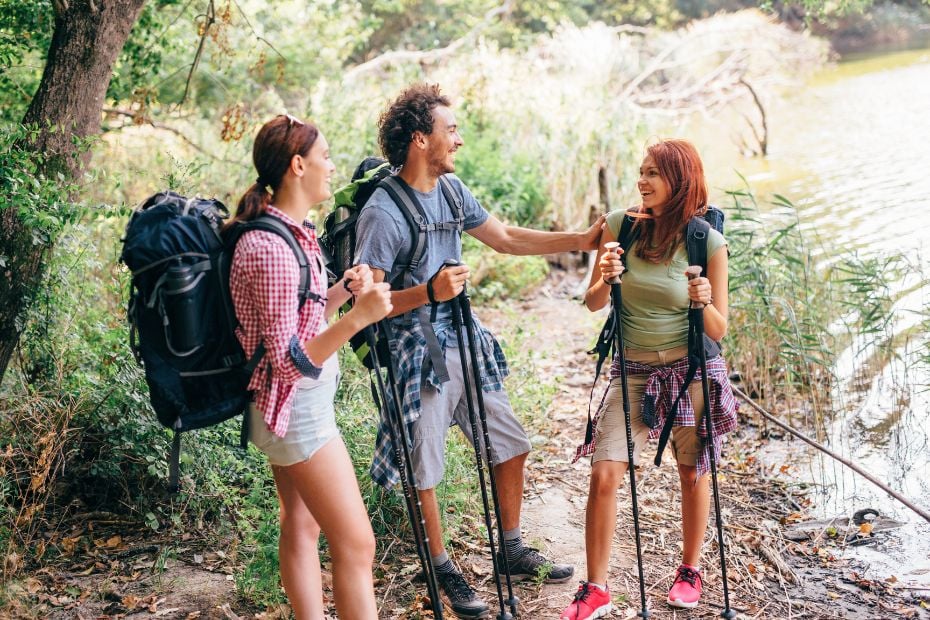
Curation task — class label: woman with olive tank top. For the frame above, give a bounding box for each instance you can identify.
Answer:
[560,139,738,620]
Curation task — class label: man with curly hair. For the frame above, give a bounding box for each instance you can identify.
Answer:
[355,83,604,619]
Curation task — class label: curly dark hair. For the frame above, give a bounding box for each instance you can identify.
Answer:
[378,83,451,168]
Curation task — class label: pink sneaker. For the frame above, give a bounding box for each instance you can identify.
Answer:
[667,564,702,608]
[560,582,612,620]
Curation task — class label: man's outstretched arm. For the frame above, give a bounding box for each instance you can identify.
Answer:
[467,214,606,255]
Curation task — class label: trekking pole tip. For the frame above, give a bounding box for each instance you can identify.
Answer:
[720,608,738,619]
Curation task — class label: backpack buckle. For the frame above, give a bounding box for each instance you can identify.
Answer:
[222,353,244,367]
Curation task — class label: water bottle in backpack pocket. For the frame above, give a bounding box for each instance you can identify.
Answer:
[159,259,209,356]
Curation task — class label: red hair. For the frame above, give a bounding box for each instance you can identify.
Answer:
[632,139,708,263]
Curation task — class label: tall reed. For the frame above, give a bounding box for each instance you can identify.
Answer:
[723,184,917,434]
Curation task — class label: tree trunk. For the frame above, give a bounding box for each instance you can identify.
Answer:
[0,0,147,386]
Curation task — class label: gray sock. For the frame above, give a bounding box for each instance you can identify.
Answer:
[433,551,455,574]
[503,527,523,560]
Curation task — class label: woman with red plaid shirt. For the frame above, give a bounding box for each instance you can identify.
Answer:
[229,115,391,619]
[560,139,738,620]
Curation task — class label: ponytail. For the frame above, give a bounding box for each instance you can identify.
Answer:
[227,182,271,230]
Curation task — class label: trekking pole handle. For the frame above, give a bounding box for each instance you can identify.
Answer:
[603,242,624,285]
[440,258,468,296]
[686,265,705,310]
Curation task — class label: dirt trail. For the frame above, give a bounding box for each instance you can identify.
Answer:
[9,272,928,619]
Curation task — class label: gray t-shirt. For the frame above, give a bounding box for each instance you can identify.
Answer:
[354,174,489,329]
[354,174,488,283]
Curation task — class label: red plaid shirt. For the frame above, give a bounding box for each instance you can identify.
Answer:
[230,206,327,437]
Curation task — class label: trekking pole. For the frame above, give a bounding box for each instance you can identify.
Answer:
[456,276,521,619]
[685,265,735,620]
[603,241,650,619]
[364,323,444,619]
[443,259,516,620]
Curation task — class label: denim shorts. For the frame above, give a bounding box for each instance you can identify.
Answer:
[411,346,532,490]
[249,374,341,467]
[592,345,703,467]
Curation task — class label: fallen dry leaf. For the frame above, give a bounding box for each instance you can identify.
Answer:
[24,577,43,594]
[61,537,80,554]
[155,608,181,617]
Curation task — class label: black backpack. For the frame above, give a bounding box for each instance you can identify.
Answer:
[585,205,726,460]
[120,191,314,491]
[320,157,464,377]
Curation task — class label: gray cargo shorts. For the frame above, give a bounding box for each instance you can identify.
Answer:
[411,345,532,490]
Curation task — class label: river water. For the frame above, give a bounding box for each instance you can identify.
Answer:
[676,46,930,587]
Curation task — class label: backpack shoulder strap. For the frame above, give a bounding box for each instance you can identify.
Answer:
[378,175,452,384]
[684,213,722,360]
[236,216,321,309]
[380,176,429,289]
[617,208,640,268]
[685,216,711,277]
[437,175,465,231]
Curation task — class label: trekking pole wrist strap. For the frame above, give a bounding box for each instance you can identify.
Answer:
[426,272,440,305]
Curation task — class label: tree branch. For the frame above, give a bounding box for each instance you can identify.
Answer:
[230,0,287,65]
[343,0,514,82]
[179,0,215,106]
[740,77,768,156]
[102,107,248,167]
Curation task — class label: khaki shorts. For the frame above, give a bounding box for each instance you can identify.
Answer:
[592,345,704,467]
[411,345,532,490]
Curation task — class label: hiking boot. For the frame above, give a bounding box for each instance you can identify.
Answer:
[496,546,574,583]
[667,564,702,609]
[436,567,490,619]
[559,582,613,620]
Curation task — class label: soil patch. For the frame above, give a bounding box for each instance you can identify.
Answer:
[4,269,928,619]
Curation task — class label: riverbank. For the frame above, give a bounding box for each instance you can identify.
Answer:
[3,269,928,619]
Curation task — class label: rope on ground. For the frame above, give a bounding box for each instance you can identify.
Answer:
[732,386,930,525]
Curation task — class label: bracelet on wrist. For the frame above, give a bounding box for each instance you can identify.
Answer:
[342,278,353,295]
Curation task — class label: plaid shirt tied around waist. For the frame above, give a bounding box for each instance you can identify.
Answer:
[230,206,327,437]
[575,353,738,477]
[370,312,509,489]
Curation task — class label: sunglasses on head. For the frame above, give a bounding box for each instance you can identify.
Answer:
[282,113,305,143]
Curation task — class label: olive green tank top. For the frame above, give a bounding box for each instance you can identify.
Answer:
[605,210,726,351]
